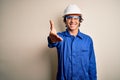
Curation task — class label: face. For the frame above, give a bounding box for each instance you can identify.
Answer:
[65,14,80,31]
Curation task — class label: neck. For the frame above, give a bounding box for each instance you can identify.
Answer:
[68,29,79,36]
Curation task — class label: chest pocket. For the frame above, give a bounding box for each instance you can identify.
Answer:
[79,47,89,56]
[81,49,89,52]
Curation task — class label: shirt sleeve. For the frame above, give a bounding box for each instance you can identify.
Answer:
[89,39,97,80]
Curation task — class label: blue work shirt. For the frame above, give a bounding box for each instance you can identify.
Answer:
[48,29,97,80]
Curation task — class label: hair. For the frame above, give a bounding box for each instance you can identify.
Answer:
[63,15,83,27]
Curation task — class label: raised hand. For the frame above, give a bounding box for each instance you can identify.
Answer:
[49,20,62,43]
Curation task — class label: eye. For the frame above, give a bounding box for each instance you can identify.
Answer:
[74,17,79,20]
[73,16,80,19]
[66,16,80,20]
[66,16,72,19]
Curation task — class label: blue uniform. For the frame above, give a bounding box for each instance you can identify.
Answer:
[48,29,97,80]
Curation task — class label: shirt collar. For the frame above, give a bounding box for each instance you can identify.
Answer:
[64,29,83,39]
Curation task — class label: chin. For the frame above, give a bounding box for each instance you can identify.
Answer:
[70,26,78,29]
[69,28,77,31]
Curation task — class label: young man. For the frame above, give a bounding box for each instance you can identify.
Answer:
[48,4,97,80]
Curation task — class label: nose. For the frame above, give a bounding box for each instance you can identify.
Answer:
[70,18,75,22]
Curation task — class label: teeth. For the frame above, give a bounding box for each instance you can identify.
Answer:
[70,23,76,25]
[71,24,76,25]
[70,24,75,25]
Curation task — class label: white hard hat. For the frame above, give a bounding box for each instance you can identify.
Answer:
[64,4,81,16]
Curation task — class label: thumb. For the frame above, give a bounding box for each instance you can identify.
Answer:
[49,20,54,31]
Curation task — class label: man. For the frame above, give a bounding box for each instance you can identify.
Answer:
[48,4,97,80]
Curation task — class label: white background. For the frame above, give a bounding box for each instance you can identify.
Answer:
[0,0,120,80]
